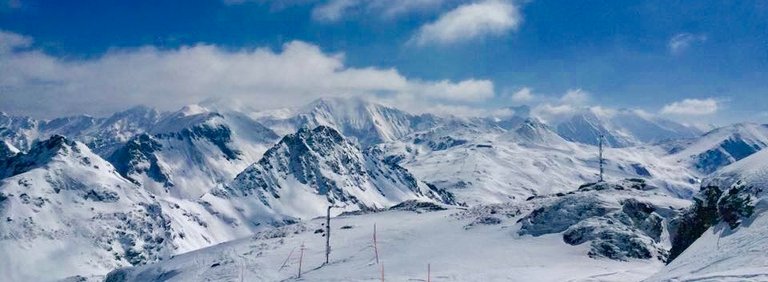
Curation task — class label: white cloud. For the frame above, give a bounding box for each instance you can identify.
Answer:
[312,0,359,21]
[559,88,590,105]
[415,79,494,102]
[411,0,522,46]
[0,30,32,53]
[668,33,707,55]
[0,30,495,118]
[630,109,655,119]
[398,103,499,117]
[510,87,534,103]
[588,106,617,118]
[312,0,445,21]
[660,98,719,115]
[531,103,577,124]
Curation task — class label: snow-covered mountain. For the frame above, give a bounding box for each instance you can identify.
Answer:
[665,122,768,174]
[556,108,702,148]
[208,125,454,225]
[0,112,40,152]
[375,116,699,204]
[0,136,175,281]
[0,104,280,200]
[0,106,163,155]
[2,126,443,281]
[509,118,568,145]
[106,179,690,282]
[107,105,278,198]
[5,96,762,281]
[254,97,440,147]
[648,148,768,281]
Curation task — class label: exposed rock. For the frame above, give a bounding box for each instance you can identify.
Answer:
[518,179,682,261]
[668,182,757,262]
[389,200,447,213]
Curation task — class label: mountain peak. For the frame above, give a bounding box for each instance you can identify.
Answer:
[220,125,450,222]
[556,107,701,147]
[671,122,768,173]
[151,105,224,135]
[307,96,372,108]
[296,125,345,142]
[109,105,160,119]
[0,135,86,178]
[513,117,566,145]
[286,97,417,146]
[178,104,210,116]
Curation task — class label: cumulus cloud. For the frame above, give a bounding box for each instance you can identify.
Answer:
[410,0,522,46]
[660,98,719,115]
[396,102,505,117]
[415,79,494,102]
[312,0,358,21]
[559,88,590,105]
[0,30,495,118]
[0,30,31,53]
[589,105,617,118]
[312,0,445,21]
[531,103,577,124]
[510,87,534,103]
[668,33,707,55]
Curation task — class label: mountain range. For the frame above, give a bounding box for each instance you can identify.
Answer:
[2,97,768,281]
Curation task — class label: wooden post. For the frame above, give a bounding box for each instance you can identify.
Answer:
[298,242,304,278]
[325,206,331,265]
[380,262,384,282]
[373,223,379,264]
[428,264,431,282]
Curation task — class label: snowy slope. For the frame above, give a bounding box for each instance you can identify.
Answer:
[666,123,768,174]
[0,97,727,281]
[254,97,440,147]
[106,210,664,282]
[509,118,569,145]
[648,149,768,281]
[0,135,317,281]
[0,112,40,151]
[108,105,278,198]
[376,119,698,204]
[106,180,690,282]
[207,125,453,225]
[0,136,175,281]
[0,140,19,160]
[0,106,163,155]
[556,109,702,148]
[557,110,635,147]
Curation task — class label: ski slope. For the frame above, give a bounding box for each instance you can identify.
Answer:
[107,207,665,282]
[648,149,768,281]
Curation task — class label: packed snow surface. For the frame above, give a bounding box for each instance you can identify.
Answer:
[648,149,768,281]
[107,207,666,282]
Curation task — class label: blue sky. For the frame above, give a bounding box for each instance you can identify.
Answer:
[1,0,767,124]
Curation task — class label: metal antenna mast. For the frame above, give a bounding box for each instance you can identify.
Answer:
[598,134,604,182]
[325,206,331,265]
